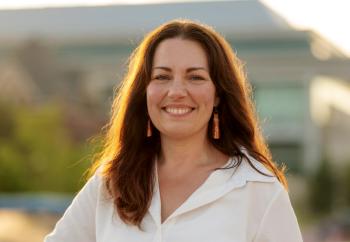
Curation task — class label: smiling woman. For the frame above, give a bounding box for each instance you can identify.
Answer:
[147,38,218,141]
[44,19,303,242]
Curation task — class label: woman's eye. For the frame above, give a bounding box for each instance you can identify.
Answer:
[189,75,205,81]
[153,75,170,80]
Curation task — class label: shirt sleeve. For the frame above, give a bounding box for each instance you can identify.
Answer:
[44,173,101,242]
[253,186,304,242]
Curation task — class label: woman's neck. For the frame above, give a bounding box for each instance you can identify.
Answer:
[158,132,225,171]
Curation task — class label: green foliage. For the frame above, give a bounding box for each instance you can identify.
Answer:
[308,158,336,215]
[0,102,99,193]
[343,161,350,207]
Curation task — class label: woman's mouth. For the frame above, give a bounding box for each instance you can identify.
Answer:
[162,106,195,116]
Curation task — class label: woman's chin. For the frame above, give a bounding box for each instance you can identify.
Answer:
[159,127,205,140]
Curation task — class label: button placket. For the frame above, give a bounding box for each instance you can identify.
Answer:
[161,217,177,242]
[155,226,162,242]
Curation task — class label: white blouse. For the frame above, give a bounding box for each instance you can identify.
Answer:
[44,155,303,242]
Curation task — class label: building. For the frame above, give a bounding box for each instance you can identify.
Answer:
[0,0,349,172]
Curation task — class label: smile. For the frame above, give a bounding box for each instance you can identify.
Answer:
[163,107,194,115]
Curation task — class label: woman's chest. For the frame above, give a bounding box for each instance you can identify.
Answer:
[158,170,212,224]
[96,193,259,242]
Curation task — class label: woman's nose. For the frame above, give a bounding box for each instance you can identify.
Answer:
[167,78,187,98]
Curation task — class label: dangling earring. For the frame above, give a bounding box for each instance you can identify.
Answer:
[212,107,220,139]
[147,119,152,137]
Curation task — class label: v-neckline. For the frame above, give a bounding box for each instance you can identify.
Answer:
[154,157,233,225]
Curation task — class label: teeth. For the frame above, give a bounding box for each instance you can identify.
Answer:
[165,107,192,115]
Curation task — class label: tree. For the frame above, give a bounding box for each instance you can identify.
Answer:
[308,158,336,215]
[0,102,98,193]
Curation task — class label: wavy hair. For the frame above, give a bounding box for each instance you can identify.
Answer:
[88,19,287,228]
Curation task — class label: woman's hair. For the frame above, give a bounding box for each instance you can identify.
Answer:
[88,19,287,228]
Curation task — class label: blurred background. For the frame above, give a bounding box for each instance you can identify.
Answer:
[0,0,350,241]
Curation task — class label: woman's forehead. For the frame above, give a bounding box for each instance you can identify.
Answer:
[152,38,209,70]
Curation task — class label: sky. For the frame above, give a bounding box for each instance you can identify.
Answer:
[0,0,349,56]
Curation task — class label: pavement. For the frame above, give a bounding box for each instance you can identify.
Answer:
[0,209,59,242]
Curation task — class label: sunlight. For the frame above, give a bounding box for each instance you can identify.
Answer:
[311,76,350,126]
[261,0,350,56]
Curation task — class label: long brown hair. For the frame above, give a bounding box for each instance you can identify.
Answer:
[88,19,287,228]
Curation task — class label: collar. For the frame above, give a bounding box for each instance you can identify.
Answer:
[148,152,276,225]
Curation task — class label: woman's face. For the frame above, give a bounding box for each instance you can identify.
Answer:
[146,38,218,140]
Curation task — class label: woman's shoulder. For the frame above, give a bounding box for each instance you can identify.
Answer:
[81,163,112,201]
[228,148,285,197]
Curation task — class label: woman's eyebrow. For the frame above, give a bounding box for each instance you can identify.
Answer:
[186,67,207,73]
[152,66,207,72]
[152,66,171,71]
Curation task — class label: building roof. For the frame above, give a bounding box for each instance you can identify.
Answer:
[0,0,292,42]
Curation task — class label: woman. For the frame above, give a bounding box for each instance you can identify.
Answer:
[45,19,303,242]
